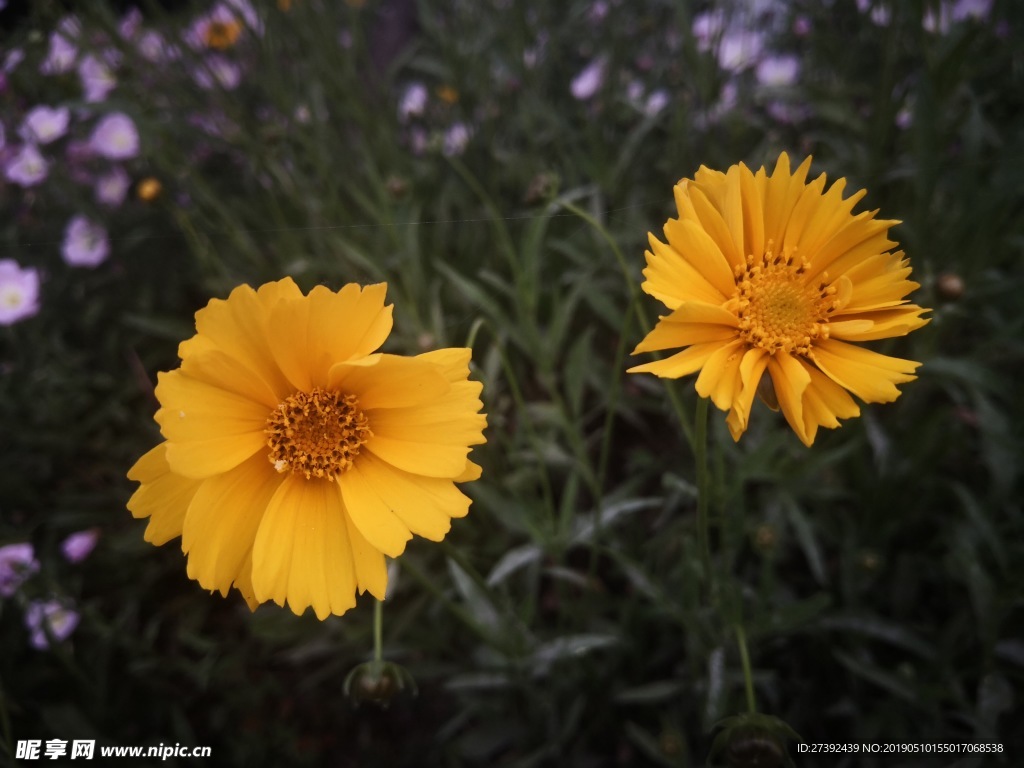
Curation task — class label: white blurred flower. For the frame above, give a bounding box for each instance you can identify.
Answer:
[571,57,606,100]
[20,106,70,144]
[62,216,110,267]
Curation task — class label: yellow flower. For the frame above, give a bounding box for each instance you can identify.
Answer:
[127,279,487,619]
[436,85,459,105]
[629,153,930,446]
[137,177,162,202]
[203,19,243,50]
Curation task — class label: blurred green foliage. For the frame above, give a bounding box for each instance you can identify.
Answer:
[1,0,1022,766]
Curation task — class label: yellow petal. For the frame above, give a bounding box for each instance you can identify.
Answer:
[179,348,280,410]
[126,443,202,545]
[337,461,413,557]
[267,283,394,391]
[251,475,358,619]
[185,282,293,398]
[662,218,737,299]
[811,339,920,403]
[829,306,931,341]
[356,451,470,541]
[767,352,814,446]
[642,235,726,308]
[182,452,283,597]
[344,514,388,599]
[627,341,723,378]
[763,153,813,248]
[726,348,769,441]
[328,354,451,410]
[687,185,744,270]
[694,339,746,410]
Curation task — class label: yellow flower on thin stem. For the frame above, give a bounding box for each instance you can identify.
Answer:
[127,279,487,619]
[629,152,930,446]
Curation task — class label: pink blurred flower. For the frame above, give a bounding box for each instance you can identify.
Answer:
[95,166,131,207]
[20,106,70,145]
[25,600,80,650]
[571,57,606,100]
[0,543,39,595]
[61,216,110,267]
[89,113,139,159]
[79,55,117,103]
[60,529,100,563]
[4,145,49,186]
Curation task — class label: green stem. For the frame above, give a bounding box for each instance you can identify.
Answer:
[373,597,384,664]
[695,396,712,593]
[734,622,757,714]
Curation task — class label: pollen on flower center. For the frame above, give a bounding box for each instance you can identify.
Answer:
[733,242,838,356]
[265,388,372,480]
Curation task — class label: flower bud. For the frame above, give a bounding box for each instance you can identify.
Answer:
[709,713,800,768]
[343,660,417,707]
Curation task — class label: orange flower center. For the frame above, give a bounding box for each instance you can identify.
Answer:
[204,19,242,49]
[734,242,836,356]
[265,388,371,480]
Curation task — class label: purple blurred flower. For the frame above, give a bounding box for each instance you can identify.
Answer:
[644,89,670,117]
[4,145,49,186]
[856,0,892,26]
[756,54,800,87]
[692,10,725,48]
[3,48,24,73]
[61,216,110,267]
[399,82,428,120]
[79,55,117,103]
[718,30,764,71]
[40,18,80,75]
[89,113,139,159]
[571,57,606,100]
[442,122,471,157]
[95,166,130,207]
[20,106,70,145]
[25,600,80,650]
[792,15,812,36]
[0,543,39,596]
[0,260,41,326]
[193,55,242,90]
[0,121,5,150]
[137,30,180,63]
[119,8,143,39]
[60,529,100,563]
